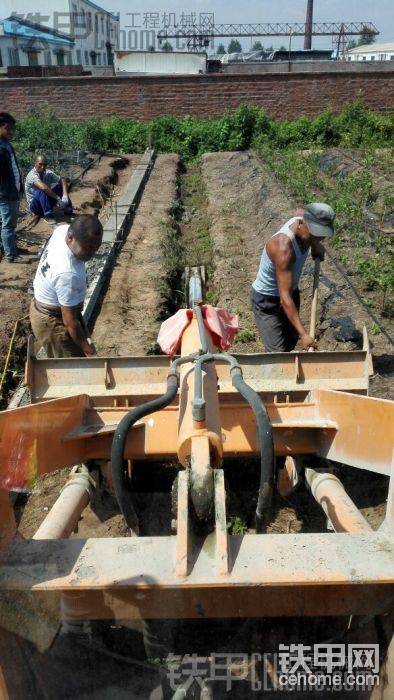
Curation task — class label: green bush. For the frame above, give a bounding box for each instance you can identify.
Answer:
[13,101,393,164]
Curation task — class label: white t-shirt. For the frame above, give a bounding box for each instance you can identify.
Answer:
[33,224,87,307]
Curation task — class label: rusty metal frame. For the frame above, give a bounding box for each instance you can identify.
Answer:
[0,319,393,625]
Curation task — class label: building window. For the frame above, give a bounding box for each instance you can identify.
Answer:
[45,50,52,65]
[370,55,375,61]
[67,52,72,65]
[90,51,97,65]
[56,52,65,66]
[8,48,20,66]
[379,54,387,61]
[97,53,101,65]
[101,16,104,33]
[362,56,366,61]
[84,50,89,64]
[27,51,39,67]
[390,55,394,60]
[95,15,98,33]
[0,49,3,67]
[76,49,82,63]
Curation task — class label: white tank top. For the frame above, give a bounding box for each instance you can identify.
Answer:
[252,217,309,297]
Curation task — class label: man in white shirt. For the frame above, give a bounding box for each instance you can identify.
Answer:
[25,155,73,222]
[30,214,103,357]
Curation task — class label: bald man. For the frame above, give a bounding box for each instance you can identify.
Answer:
[30,215,102,357]
[25,155,73,222]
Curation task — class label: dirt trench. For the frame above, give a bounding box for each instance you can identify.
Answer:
[92,154,180,355]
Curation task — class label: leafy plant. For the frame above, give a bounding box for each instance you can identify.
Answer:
[235,329,256,343]
[227,515,248,535]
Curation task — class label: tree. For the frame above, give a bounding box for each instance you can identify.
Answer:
[252,41,263,51]
[358,26,376,46]
[161,41,174,52]
[278,45,287,51]
[217,44,226,55]
[347,39,357,50]
[227,39,242,53]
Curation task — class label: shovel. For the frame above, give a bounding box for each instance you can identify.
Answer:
[308,258,321,351]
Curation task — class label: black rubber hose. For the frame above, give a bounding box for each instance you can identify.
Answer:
[111,373,179,533]
[231,368,274,533]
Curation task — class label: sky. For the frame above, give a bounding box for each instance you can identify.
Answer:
[2,0,393,51]
[114,0,394,51]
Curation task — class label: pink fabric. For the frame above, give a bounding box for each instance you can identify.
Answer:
[157,305,239,356]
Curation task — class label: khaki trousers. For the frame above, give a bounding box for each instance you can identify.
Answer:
[29,300,83,358]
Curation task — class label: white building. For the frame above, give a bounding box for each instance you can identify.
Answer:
[347,42,394,62]
[0,0,119,69]
[114,50,207,75]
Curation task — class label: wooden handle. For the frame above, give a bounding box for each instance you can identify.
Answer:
[309,258,321,349]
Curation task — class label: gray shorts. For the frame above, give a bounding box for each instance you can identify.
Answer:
[251,287,300,352]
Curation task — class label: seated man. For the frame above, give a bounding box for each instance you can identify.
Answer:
[25,155,73,222]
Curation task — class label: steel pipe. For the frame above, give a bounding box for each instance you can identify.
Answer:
[33,465,97,540]
[177,317,223,468]
[305,467,372,533]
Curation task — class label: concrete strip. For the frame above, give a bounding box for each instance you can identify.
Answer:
[102,148,155,243]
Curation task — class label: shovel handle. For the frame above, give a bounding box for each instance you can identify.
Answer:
[308,258,321,350]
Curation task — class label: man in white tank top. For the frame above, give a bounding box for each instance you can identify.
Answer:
[251,202,335,352]
[30,214,103,357]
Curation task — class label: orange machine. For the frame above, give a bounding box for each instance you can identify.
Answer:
[0,260,393,638]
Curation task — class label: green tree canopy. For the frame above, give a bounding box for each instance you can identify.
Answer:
[252,41,263,51]
[228,39,242,53]
[358,26,376,45]
[216,44,226,55]
[161,41,174,52]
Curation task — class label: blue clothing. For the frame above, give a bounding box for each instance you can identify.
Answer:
[0,138,22,202]
[252,217,309,297]
[0,199,19,259]
[30,182,73,218]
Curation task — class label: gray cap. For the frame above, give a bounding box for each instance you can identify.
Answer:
[303,202,335,238]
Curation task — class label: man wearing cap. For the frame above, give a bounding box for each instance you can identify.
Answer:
[251,202,335,352]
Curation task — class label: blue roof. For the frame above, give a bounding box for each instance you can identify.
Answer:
[1,18,74,45]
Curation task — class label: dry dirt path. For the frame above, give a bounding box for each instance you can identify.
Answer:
[92,154,179,355]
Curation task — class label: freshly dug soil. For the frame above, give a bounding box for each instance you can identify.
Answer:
[92,154,180,355]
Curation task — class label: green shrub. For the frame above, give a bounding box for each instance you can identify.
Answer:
[13,100,393,163]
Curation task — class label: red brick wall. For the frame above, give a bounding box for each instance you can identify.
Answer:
[0,71,392,121]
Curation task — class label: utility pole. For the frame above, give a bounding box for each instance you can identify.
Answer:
[304,0,313,49]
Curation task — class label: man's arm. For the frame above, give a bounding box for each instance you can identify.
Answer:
[33,178,60,202]
[60,305,97,356]
[310,239,325,261]
[273,240,317,350]
[61,177,69,197]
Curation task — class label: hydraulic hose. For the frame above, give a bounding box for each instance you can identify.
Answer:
[111,371,179,533]
[231,367,274,533]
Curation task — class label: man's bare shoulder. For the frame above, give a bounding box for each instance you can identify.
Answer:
[266,233,295,261]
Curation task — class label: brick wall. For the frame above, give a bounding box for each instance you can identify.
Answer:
[0,70,392,121]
